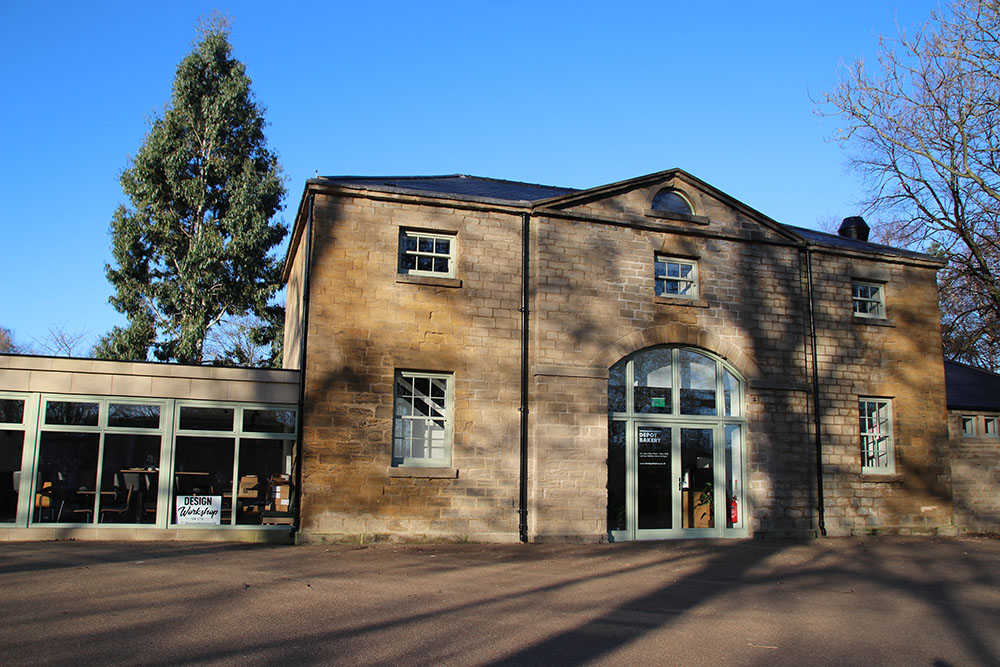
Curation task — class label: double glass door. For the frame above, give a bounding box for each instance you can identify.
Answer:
[609,419,744,540]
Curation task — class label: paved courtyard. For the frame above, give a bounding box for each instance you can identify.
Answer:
[0,536,998,666]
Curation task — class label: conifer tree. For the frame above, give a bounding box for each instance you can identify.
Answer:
[96,16,287,365]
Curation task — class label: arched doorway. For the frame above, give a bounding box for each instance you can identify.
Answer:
[608,346,747,540]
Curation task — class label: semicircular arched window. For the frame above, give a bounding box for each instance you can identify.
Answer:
[650,189,693,217]
[609,346,741,418]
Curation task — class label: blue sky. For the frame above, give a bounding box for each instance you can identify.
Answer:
[0,0,942,352]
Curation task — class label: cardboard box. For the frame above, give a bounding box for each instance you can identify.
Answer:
[238,475,260,496]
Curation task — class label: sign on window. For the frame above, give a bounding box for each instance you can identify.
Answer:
[176,495,222,525]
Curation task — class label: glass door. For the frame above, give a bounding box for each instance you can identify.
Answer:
[609,420,732,541]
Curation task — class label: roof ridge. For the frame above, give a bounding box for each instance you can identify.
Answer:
[317,173,578,191]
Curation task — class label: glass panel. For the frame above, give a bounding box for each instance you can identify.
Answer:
[173,436,234,525]
[417,256,433,271]
[723,369,739,417]
[402,235,418,252]
[45,401,100,426]
[725,425,742,529]
[33,432,100,523]
[607,421,626,532]
[433,257,449,273]
[608,361,626,413]
[633,348,672,414]
[651,189,692,216]
[0,430,25,522]
[0,399,24,424]
[681,428,714,528]
[435,238,450,254]
[418,237,434,253]
[108,403,160,429]
[637,426,672,529]
[242,409,296,434]
[679,350,716,415]
[99,434,161,524]
[179,406,234,432]
[236,439,294,525]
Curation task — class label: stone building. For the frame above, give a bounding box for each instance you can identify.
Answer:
[945,360,1000,534]
[4,168,997,543]
[281,169,955,543]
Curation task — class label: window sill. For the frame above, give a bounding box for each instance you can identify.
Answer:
[654,296,709,308]
[387,466,458,479]
[860,471,902,482]
[396,274,462,289]
[645,209,710,225]
[853,315,895,327]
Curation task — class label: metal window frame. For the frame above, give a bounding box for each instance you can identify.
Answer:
[608,346,747,541]
[171,400,298,528]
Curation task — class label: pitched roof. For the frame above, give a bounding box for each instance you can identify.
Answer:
[303,171,941,264]
[311,174,577,205]
[784,225,940,263]
[944,359,1000,411]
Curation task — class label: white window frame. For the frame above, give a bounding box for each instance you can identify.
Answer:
[961,415,978,437]
[655,256,698,299]
[852,280,886,319]
[392,371,453,468]
[859,398,894,474]
[985,417,999,438]
[399,229,456,279]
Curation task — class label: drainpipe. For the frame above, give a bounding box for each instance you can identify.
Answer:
[519,212,530,543]
[292,193,316,537]
[805,248,827,537]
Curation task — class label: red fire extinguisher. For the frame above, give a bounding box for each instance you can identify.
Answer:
[729,495,738,524]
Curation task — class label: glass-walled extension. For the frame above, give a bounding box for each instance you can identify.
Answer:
[1,392,298,538]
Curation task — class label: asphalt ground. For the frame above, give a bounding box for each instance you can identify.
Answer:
[0,536,998,666]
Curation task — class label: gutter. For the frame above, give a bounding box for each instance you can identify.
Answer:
[805,248,827,537]
[292,193,316,538]
[519,212,530,542]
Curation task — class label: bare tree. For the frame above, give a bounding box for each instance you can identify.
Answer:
[819,0,1000,370]
[31,323,93,358]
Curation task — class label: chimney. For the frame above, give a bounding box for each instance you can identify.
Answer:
[838,216,870,242]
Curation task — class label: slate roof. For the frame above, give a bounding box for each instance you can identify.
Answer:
[784,225,940,262]
[944,360,1000,412]
[311,175,577,205]
[311,173,941,263]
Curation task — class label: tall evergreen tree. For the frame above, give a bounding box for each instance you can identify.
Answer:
[96,17,287,365]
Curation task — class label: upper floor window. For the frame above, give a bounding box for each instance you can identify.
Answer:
[859,398,894,473]
[852,281,885,319]
[651,189,693,217]
[399,230,455,278]
[985,417,999,437]
[961,415,977,437]
[655,256,698,299]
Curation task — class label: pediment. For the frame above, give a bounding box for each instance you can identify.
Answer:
[537,169,801,246]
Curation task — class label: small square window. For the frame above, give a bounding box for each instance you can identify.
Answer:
[961,415,977,437]
[399,230,456,278]
[655,257,698,298]
[393,371,453,467]
[984,417,998,438]
[852,281,885,319]
[859,398,894,473]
